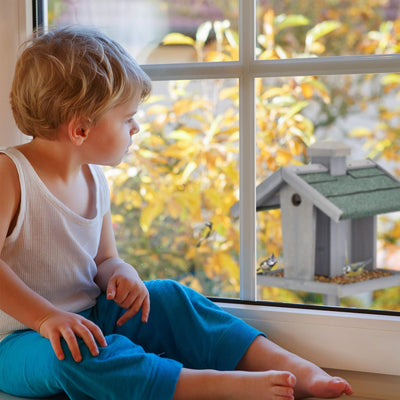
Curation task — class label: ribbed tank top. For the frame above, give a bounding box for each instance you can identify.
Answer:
[0,147,110,341]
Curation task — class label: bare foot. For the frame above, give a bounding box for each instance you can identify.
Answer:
[173,368,297,400]
[236,336,353,399]
[296,372,353,399]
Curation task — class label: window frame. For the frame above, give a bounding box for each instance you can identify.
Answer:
[140,1,400,303]
[29,0,400,388]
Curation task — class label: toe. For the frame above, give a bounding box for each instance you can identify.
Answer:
[269,371,297,388]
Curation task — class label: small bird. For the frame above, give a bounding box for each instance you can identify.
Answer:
[342,258,372,276]
[195,221,213,247]
[257,254,277,274]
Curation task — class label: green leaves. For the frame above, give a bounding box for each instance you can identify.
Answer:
[274,14,310,32]
[305,21,342,53]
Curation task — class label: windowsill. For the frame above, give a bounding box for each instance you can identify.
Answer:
[217,301,400,399]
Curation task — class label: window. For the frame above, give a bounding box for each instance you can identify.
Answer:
[38,0,400,313]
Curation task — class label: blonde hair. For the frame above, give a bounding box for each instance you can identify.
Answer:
[10,26,152,139]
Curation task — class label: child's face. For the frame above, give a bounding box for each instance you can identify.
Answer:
[86,94,141,166]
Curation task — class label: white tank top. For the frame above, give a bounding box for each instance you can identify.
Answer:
[0,147,109,341]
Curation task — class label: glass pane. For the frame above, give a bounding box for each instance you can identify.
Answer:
[256,72,400,311]
[47,0,239,64]
[256,0,400,59]
[104,78,240,297]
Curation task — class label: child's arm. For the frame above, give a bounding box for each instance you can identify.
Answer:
[94,211,150,326]
[0,155,107,362]
[0,259,107,362]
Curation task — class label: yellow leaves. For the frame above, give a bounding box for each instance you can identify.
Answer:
[224,162,239,182]
[204,252,239,281]
[173,99,193,117]
[300,83,314,98]
[113,188,141,209]
[261,287,302,304]
[179,276,204,294]
[137,149,158,159]
[111,213,124,225]
[205,51,234,62]
[262,9,275,51]
[128,191,142,208]
[169,128,200,141]
[172,187,202,221]
[164,141,195,159]
[173,98,210,117]
[275,148,294,166]
[299,77,331,104]
[162,33,195,46]
[166,198,182,220]
[274,14,310,33]
[140,200,164,233]
[307,42,326,54]
[305,21,342,53]
[179,161,197,184]
[146,104,170,127]
[349,127,372,139]
[220,86,238,101]
[203,187,223,210]
[146,104,169,116]
[388,222,400,242]
[277,101,309,131]
[262,86,290,100]
[258,49,280,60]
[381,73,400,92]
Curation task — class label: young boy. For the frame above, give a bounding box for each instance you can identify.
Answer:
[0,26,353,400]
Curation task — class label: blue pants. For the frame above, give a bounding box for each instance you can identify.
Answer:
[0,280,261,400]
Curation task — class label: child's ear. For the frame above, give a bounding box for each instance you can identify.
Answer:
[68,119,90,145]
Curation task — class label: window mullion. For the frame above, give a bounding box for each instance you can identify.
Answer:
[250,53,400,77]
[142,61,242,81]
[239,0,257,301]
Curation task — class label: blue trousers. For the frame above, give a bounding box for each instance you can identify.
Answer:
[0,280,261,400]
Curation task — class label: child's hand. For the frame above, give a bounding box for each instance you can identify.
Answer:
[106,266,150,326]
[38,310,107,363]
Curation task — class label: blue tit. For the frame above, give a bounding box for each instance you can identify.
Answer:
[342,258,373,276]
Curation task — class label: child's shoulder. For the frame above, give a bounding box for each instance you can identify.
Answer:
[0,148,22,199]
[0,148,21,239]
[0,148,19,176]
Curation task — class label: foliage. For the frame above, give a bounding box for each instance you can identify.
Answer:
[108,78,241,297]
[107,13,337,300]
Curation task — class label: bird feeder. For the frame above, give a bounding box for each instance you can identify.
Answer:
[231,141,400,305]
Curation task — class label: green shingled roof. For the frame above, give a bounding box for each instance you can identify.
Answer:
[300,167,400,219]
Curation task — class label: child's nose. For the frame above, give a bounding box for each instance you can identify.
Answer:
[130,121,139,135]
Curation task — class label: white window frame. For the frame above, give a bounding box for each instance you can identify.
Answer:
[142,0,400,389]
[142,0,400,301]
[3,1,398,394]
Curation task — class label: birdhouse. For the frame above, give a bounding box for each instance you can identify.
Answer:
[231,141,400,303]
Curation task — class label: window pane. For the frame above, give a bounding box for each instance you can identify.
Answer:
[256,73,400,311]
[104,79,240,297]
[47,0,239,63]
[256,0,400,59]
